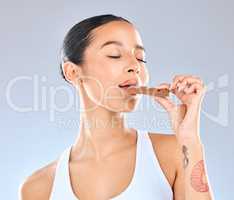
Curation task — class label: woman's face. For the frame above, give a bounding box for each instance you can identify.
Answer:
[80,21,149,112]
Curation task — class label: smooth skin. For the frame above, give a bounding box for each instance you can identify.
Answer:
[20,21,185,200]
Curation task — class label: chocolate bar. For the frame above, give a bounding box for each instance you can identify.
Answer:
[127,86,170,97]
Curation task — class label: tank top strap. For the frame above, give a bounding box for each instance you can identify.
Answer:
[110,129,143,200]
[140,130,173,197]
[49,145,76,200]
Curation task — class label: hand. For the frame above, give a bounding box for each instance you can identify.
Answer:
[153,75,207,144]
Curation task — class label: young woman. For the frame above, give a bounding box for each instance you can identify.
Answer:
[20,14,213,200]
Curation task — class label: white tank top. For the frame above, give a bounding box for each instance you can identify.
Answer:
[49,129,173,200]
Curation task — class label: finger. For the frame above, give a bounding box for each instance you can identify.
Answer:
[171,85,184,99]
[170,75,203,90]
[180,76,203,86]
[154,96,175,112]
[183,82,203,94]
[177,76,203,92]
[170,75,187,90]
[177,80,188,92]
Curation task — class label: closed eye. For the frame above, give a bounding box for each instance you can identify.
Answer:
[107,55,121,59]
[137,59,147,63]
[107,56,147,63]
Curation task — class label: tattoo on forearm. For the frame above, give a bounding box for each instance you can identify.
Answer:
[190,160,209,192]
[182,145,189,169]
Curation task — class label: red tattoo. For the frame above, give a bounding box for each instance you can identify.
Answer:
[190,160,209,192]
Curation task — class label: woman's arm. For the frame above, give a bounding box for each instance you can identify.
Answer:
[173,138,214,200]
[180,139,214,199]
[153,75,215,199]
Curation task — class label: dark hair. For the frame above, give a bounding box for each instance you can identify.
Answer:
[60,14,132,82]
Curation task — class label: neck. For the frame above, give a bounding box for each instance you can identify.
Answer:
[71,86,134,161]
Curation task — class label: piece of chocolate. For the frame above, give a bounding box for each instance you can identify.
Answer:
[127,86,170,97]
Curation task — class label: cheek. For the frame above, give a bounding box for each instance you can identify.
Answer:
[102,59,123,76]
[82,60,123,101]
[85,57,119,80]
[93,58,123,86]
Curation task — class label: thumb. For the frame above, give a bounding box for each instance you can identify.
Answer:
[154,96,175,112]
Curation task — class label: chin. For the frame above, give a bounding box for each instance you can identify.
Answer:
[123,97,140,112]
[120,96,141,112]
[104,96,140,112]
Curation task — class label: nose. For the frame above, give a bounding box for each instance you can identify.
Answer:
[125,60,140,74]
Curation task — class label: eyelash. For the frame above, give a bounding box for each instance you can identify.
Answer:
[107,56,147,63]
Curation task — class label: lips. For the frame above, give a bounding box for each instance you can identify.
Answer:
[118,79,138,88]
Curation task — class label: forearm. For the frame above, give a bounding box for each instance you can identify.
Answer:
[179,138,214,200]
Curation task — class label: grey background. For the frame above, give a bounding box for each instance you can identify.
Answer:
[1,0,233,199]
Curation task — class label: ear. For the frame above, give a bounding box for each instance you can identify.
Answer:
[62,61,82,85]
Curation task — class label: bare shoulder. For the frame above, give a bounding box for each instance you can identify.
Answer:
[19,160,58,200]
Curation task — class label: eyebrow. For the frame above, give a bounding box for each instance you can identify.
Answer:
[100,40,146,52]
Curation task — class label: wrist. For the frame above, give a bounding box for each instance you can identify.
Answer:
[177,134,203,147]
[178,138,204,154]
